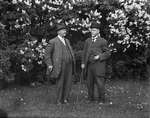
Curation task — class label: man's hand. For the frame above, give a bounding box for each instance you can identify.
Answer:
[46,65,53,75]
[94,55,100,60]
[48,65,53,71]
[81,64,85,69]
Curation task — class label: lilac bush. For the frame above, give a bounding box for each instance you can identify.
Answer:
[107,0,150,52]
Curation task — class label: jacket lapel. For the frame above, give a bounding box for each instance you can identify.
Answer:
[64,38,76,74]
[86,38,93,60]
[65,39,75,58]
[55,37,63,58]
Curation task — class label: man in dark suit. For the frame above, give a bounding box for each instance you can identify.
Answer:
[45,24,75,104]
[81,22,111,103]
[145,44,150,79]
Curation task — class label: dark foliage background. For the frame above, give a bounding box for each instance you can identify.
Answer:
[0,0,150,87]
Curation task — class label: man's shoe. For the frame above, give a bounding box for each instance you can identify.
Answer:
[57,102,62,105]
[56,100,63,105]
[96,98,105,104]
[86,98,95,103]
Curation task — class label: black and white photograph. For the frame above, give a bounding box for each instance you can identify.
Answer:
[0,0,150,117]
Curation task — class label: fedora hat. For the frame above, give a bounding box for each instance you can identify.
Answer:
[56,24,67,31]
[90,22,100,29]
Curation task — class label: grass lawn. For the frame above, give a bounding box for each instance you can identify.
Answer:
[0,79,149,118]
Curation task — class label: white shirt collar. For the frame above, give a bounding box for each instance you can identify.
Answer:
[92,34,100,42]
[58,35,66,45]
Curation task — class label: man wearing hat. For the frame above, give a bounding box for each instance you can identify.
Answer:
[81,22,111,103]
[45,24,75,104]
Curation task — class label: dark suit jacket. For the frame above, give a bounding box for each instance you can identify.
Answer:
[145,48,150,65]
[82,36,111,76]
[44,36,75,78]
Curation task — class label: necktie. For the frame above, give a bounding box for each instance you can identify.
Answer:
[92,38,96,42]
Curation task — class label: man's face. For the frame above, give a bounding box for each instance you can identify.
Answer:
[58,29,67,37]
[91,28,99,37]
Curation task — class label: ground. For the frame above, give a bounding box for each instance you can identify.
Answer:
[0,79,149,118]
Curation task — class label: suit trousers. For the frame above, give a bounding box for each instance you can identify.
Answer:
[147,65,150,79]
[56,60,73,103]
[87,61,105,101]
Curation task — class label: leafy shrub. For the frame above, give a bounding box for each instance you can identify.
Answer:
[0,0,149,85]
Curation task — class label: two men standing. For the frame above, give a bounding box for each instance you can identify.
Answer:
[45,22,110,104]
